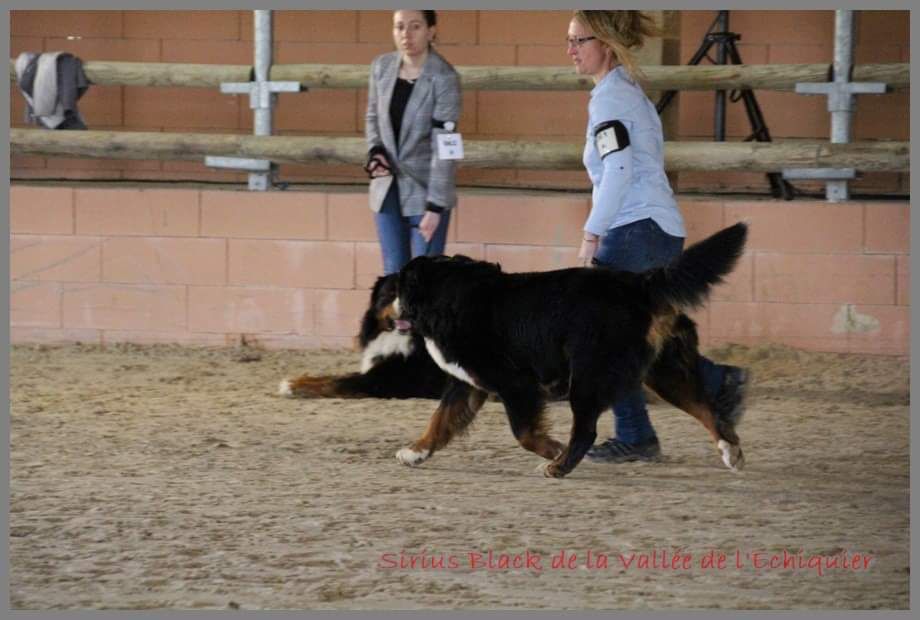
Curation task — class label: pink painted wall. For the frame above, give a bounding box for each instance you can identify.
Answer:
[10,184,909,355]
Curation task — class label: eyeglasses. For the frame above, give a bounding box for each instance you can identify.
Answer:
[565,35,596,48]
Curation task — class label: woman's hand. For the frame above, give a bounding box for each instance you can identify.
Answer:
[577,233,599,267]
[418,211,441,243]
[368,154,391,177]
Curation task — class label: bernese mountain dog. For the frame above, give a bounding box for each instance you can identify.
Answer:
[279,274,448,400]
[390,223,749,479]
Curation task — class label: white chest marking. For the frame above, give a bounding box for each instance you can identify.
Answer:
[361,330,414,373]
[424,338,480,388]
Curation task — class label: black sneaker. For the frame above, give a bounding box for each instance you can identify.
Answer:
[713,366,749,425]
[586,437,662,463]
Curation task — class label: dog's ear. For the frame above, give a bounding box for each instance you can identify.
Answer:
[400,260,424,292]
[370,275,388,302]
[448,254,502,274]
[360,275,393,345]
[397,257,433,312]
[370,274,398,309]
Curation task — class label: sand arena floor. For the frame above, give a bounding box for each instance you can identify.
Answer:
[9,342,909,610]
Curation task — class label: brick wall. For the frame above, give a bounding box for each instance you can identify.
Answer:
[10,184,909,355]
[10,9,909,194]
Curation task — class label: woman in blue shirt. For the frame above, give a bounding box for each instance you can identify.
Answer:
[568,10,749,464]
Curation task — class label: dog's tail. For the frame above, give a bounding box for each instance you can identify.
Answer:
[643,222,748,312]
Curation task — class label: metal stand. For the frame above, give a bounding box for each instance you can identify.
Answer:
[657,11,795,200]
[783,10,886,202]
[205,10,302,191]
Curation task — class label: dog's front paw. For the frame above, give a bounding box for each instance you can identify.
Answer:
[717,440,744,472]
[278,379,294,397]
[278,376,329,399]
[396,446,431,467]
[536,461,566,479]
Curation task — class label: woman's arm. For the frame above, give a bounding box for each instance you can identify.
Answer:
[578,116,634,265]
[365,58,385,155]
[364,57,392,174]
[583,142,633,236]
[425,71,462,211]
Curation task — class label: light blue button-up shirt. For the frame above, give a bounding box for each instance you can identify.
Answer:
[582,66,685,238]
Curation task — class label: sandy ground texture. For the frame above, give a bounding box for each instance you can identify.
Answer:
[9,342,910,610]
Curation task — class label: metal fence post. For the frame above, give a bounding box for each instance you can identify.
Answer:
[205,10,302,191]
[783,10,886,202]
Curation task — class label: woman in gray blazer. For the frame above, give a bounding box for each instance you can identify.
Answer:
[365,10,462,275]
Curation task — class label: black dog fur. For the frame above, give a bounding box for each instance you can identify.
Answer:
[392,223,749,478]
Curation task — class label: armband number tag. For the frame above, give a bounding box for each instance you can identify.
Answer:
[594,120,630,159]
[437,133,464,160]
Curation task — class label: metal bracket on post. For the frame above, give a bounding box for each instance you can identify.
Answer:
[212,78,301,191]
[220,79,303,113]
[784,10,886,202]
[781,168,857,203]
[204,10,304,191]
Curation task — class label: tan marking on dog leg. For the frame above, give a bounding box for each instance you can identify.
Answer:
[649,378,745,471]
[518,429,564,461]
[398,385,487,466]
[683,402,722,443]
[280,374,342,398]
[646,311,677,355]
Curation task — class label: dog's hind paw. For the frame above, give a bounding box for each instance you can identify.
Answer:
[396,447,430,467]
[718,440,744,472]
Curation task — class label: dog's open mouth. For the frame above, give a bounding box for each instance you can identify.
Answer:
[394,319,412,334]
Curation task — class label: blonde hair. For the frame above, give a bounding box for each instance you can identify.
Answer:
[573,10,658,82]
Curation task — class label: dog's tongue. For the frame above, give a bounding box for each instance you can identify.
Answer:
[394,319,411,331]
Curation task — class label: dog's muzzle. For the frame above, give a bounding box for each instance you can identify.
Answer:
[390,297,411,334]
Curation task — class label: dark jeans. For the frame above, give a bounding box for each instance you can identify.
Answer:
[374,182,451,275]
[592,218,726,444]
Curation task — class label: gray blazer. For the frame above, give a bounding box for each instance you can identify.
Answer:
[365,49,462,216]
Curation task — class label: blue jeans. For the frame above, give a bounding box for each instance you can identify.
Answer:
[592,218,726,444]
[374,182,451,275]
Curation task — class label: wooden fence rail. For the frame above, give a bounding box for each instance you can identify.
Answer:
[8,60,910,92]
[10,129,909,172]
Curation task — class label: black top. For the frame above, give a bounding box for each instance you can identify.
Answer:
[371,74,444,213]
[389,77,415,148]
